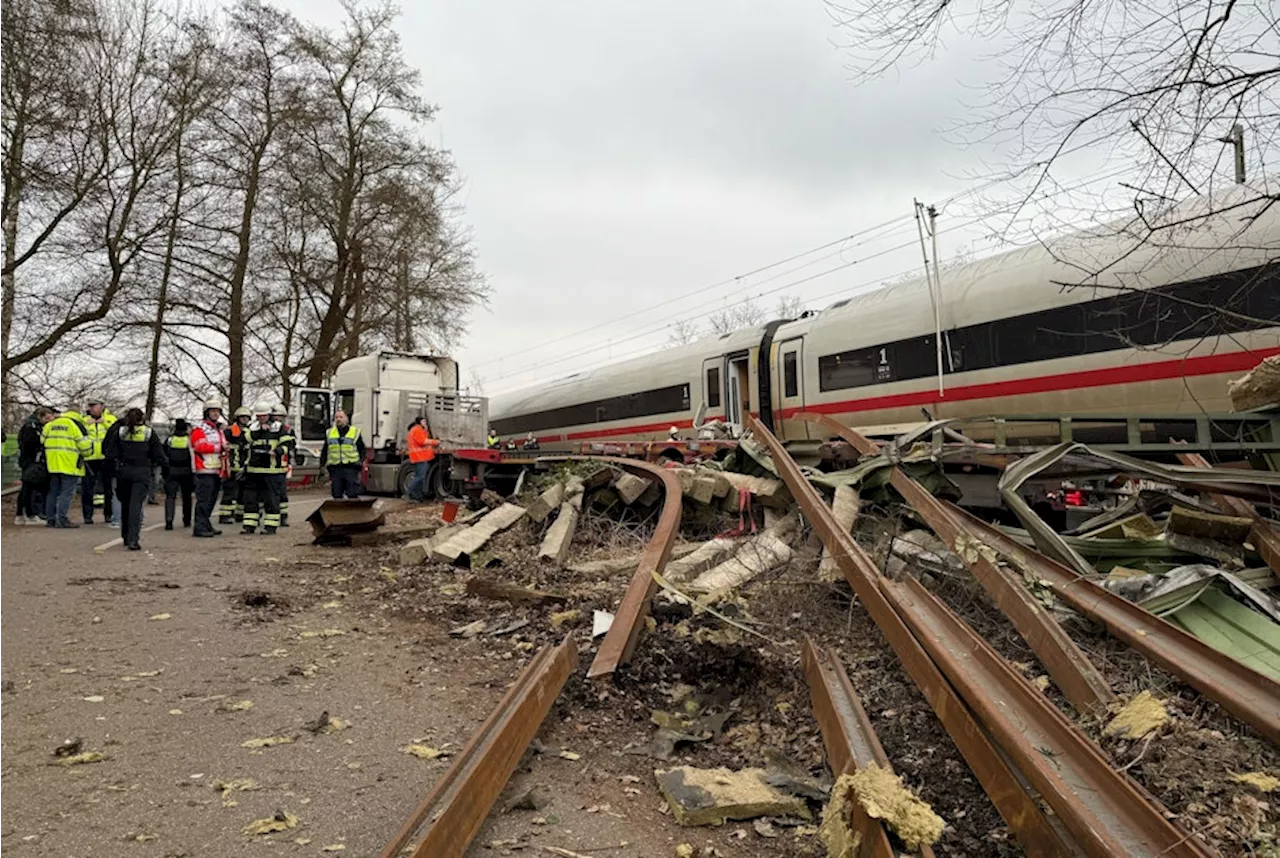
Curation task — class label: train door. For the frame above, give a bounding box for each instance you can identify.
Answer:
[726,353,750,432]
[775,338,805,440]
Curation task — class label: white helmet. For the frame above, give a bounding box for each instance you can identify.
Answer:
[203,397,224,413]
[253,401,271,416]
[270,403,287,416]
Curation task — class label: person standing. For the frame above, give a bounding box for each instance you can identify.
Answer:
[103,408,164,551]
[16,407,54,524]
[219,407,252,524]
[77,397,117,524]
[320,409,365,499]
[42,407,93,528]
[162,418,194,530]
[17,407,54,523]
[404,417,440,501]
[190,398,227,538]
[242,405,288,535]
[270,404,295,526]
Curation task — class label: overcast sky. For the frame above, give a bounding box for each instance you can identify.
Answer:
[275,0,1096,396]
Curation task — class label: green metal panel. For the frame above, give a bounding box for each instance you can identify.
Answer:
[1168,588,1280,682]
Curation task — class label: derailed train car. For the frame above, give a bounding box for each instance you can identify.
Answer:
[491,184,1280,445]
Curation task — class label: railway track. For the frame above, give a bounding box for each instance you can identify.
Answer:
[378,414,1277,857]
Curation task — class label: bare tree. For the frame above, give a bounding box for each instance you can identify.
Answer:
[708,296,765,335]
[775,294,805,319]
[826,0,1280,241]
[666,318,701,347]
[2,0,108,393]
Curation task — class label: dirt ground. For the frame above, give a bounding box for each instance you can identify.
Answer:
[0,492,827,858]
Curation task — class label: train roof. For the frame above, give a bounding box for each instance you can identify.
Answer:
[493,181,1279,416]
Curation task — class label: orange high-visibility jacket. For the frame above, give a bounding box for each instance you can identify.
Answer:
[406,424,439,463]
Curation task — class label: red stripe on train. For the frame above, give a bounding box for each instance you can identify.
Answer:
[534,349,1277,442]
[774,347,1280,420]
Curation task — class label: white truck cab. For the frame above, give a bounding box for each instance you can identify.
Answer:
[295,351,487,495]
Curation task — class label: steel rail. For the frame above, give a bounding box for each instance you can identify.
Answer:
[1177,450,1280,576]
[950,501,1280,745]
[802,637,935,858]
[885,574,1215,858]
[795,412,1115,713]
[745,415,1075,857]
[535,455,683,678]
[378,636,579,858]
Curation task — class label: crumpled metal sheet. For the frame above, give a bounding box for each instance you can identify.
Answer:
[998,442,1280,577]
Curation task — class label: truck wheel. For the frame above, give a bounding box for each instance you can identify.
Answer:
[433,462,460,499]
[397,463,415,498]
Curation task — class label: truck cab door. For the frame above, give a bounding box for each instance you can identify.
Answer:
[297,388,333,443]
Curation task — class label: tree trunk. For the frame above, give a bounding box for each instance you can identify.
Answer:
[145,124,188,420]
[226,150,265,411]
[1,113,26,402]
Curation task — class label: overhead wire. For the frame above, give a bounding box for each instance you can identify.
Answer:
[482,166,1136,392]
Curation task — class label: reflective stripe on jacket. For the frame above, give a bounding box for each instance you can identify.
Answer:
[324,426,361,466]
[77,410,117,461]
[42,412,92,476]
[190,419,226,474]
[246,424,294,474]
[164,435,192,474]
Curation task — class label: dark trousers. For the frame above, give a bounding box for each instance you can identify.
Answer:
[81,461,113,522]
[18,480,45,518]
[279,478,289,525]
[219,475,241,521]
[328,465,361,499]
[242,472,281,532]
[45,473,78,525]
[193,473,221,535]
[165,473,194,526]
[116,477,148,546]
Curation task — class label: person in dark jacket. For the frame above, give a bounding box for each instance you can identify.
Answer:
[162,418,194,530]
[16,407,54,524]
[103,408,165,550]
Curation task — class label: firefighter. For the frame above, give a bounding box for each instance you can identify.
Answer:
[486,427,500,449]
[42,407,94,528]
[190,398,227,538]
[78,397,117,525]
[271,403,295,526]
[242,403,288,535]
[162,418,193,530]
[219,406,252,523]
[320,409,365,499]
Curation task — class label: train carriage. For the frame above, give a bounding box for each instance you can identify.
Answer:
[491,184,1280,444]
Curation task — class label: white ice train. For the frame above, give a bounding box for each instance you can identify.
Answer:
[490,185,1280,446]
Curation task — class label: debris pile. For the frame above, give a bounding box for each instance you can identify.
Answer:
[348,370,1280,857]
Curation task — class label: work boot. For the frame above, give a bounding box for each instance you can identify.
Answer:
[193,530,216,538]
[263,527,277,535]
[218,514,234,524]
[126,543,141,551]
[164,521,173,531]
[61,521,80,528]
[241,526,255,535]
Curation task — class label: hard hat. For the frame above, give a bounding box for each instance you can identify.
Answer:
[233,406,252,418]
[86,396,105,407]
[203,397,224,412]
[253,401,271,415]
[270,403,287,415]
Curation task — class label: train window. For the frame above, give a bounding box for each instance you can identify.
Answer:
[818,350,878,391]
[706,367,721,408]
[783,352,798,398]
